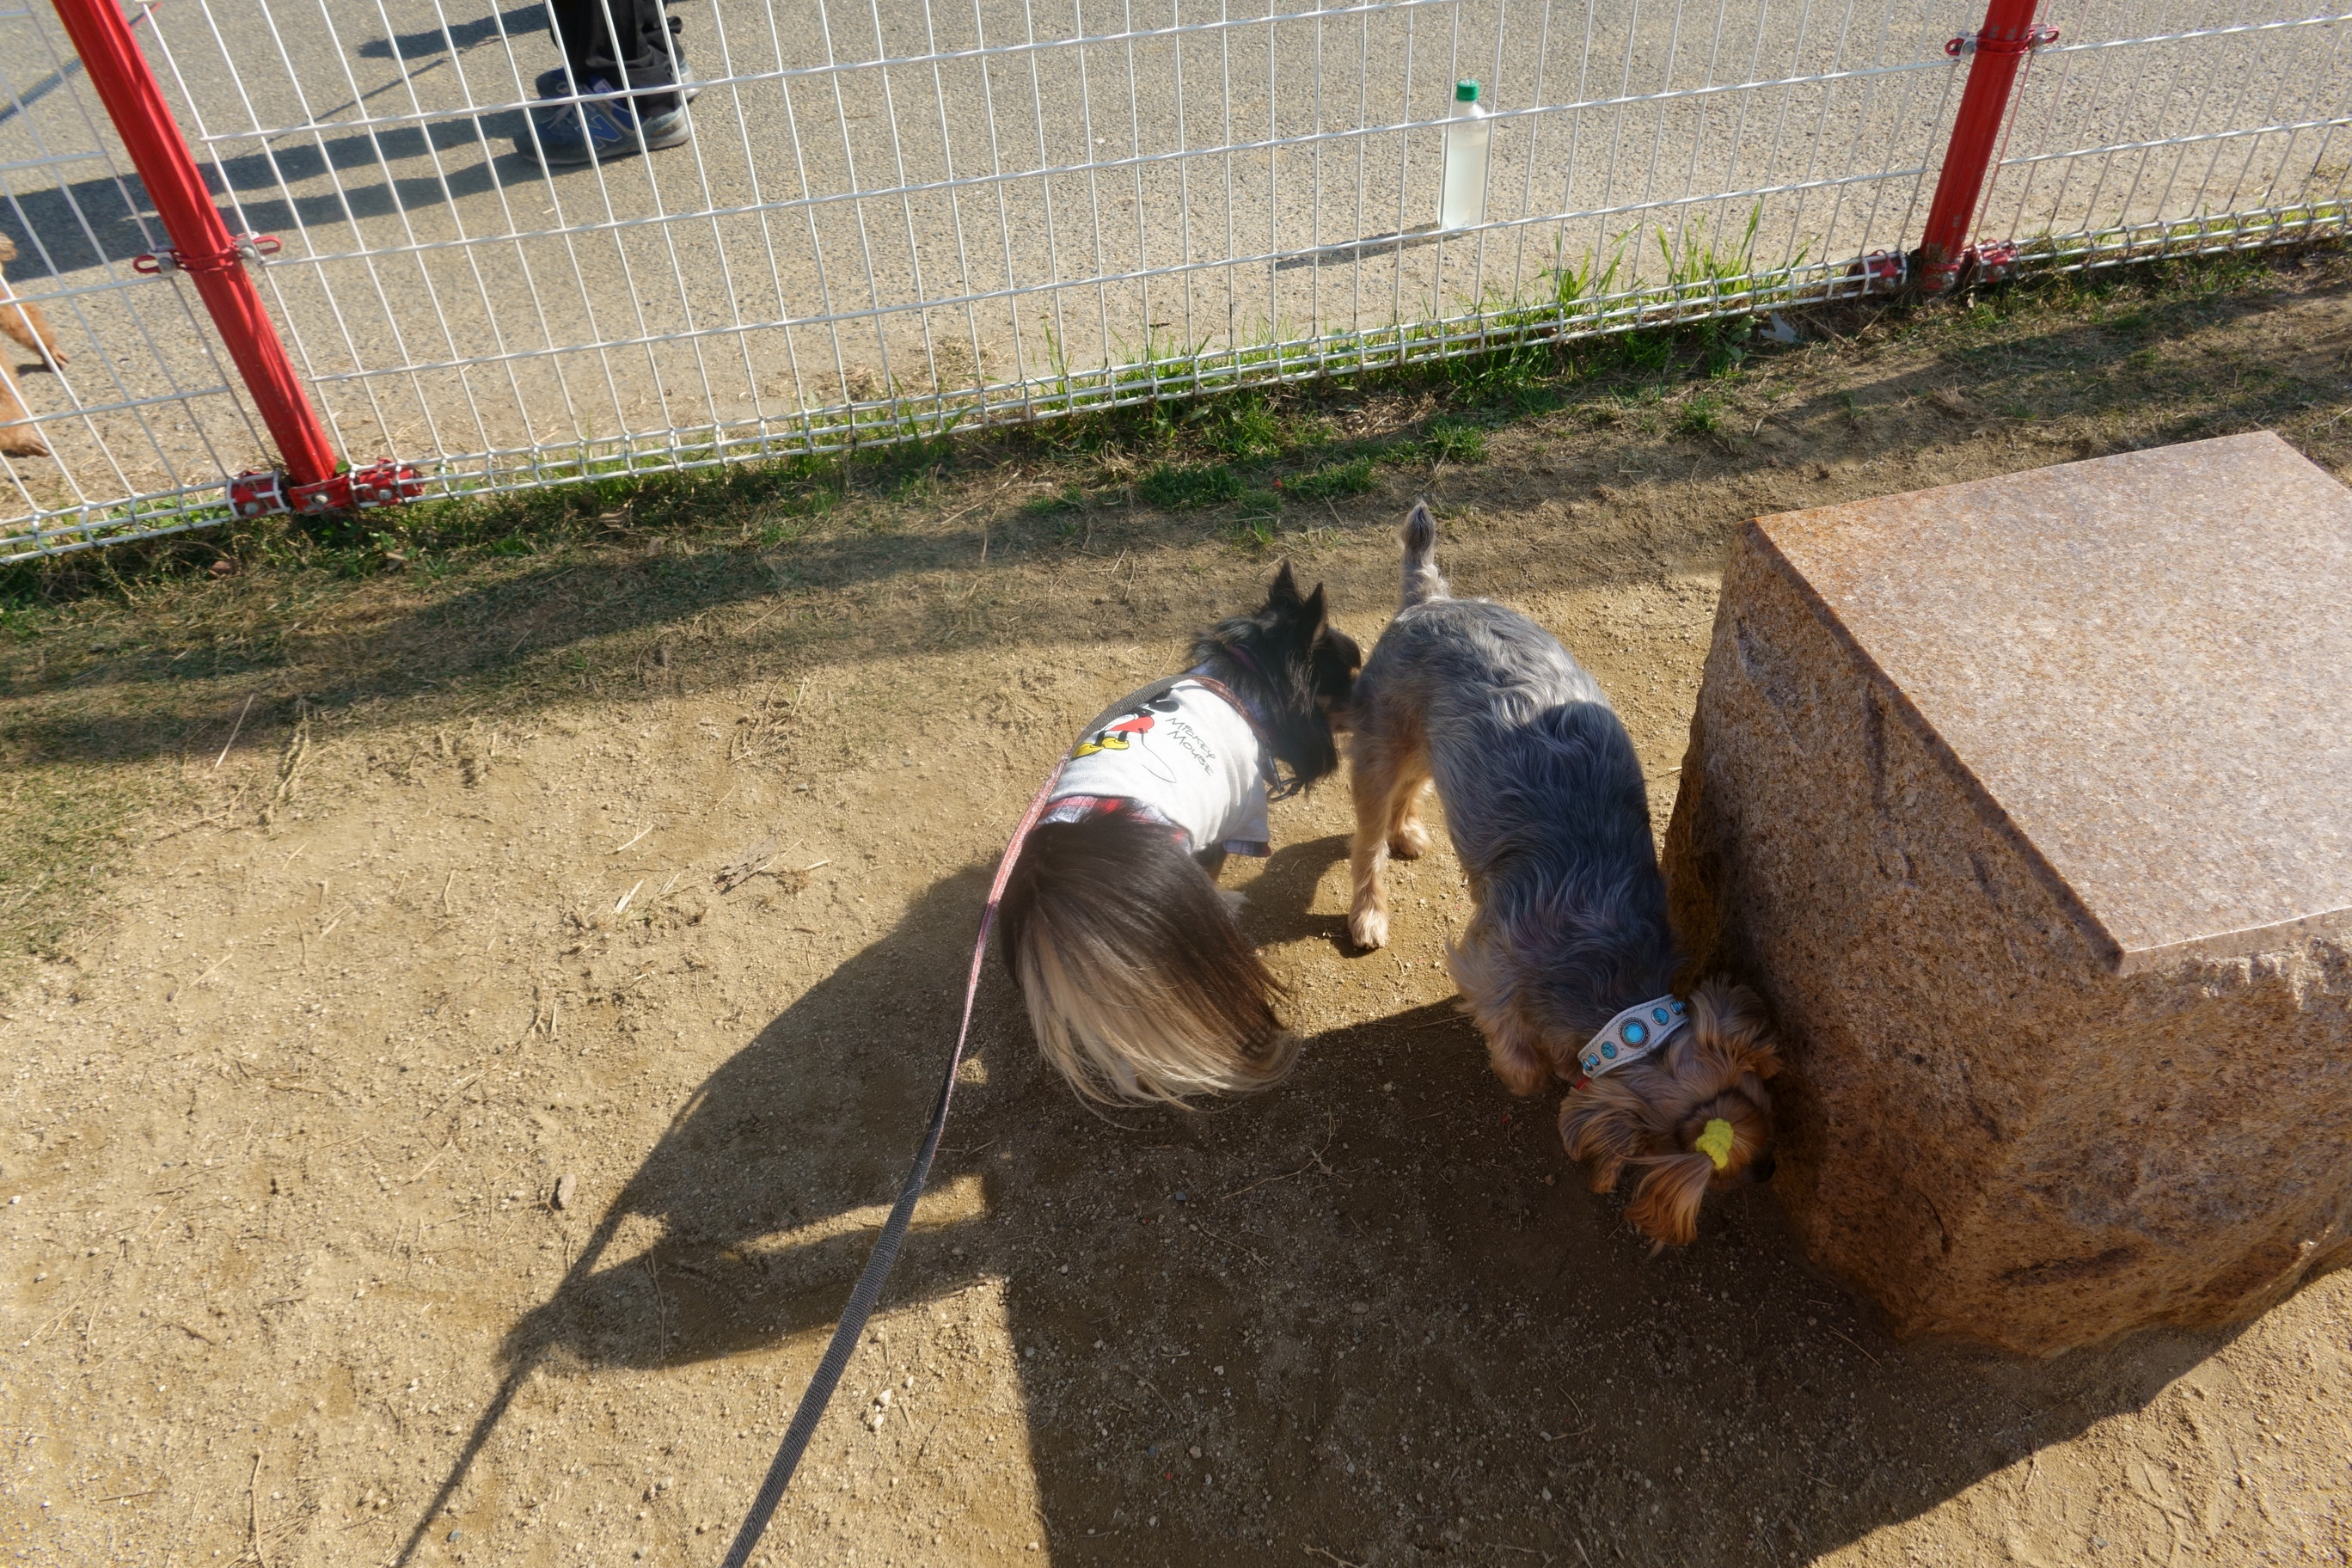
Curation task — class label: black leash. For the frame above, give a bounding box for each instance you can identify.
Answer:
[720,667,1274,1565]
[717,761,1063,1568]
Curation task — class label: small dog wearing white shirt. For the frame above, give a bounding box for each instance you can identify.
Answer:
[1344,504,1781,1245]
[1002,563,1360,1106]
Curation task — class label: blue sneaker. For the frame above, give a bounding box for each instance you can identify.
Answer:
[533,63,698,105]
[518,75,691,165]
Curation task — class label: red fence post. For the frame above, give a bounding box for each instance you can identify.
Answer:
[1917,0,2055,294]
[49,0,360,512]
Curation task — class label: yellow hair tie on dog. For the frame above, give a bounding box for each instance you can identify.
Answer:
[1694,1118,1736,1172]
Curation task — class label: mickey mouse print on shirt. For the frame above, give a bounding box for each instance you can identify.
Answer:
[1044,681,1273,855]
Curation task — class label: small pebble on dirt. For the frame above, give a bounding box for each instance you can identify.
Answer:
[1350,1302,1369,1314]
[1189,1446,1203,1459]
[553,1173,577,1210]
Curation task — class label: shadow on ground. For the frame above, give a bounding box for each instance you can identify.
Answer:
[412,862,2235,1566]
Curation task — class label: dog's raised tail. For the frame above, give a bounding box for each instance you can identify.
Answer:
[1400,499,1451,609]
[1002,813,1299,1106]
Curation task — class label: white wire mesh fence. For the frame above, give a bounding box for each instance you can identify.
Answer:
[1984,6,2349,265]
[3,0,2346,559]
[2,3,277,547]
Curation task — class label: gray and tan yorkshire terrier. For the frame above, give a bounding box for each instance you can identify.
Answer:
[1344,503,1781,1245]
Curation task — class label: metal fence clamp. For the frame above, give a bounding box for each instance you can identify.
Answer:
[131,234,282,277]
[227,469,285,519]
[285,462,424,515]
[1945,23,2059,58]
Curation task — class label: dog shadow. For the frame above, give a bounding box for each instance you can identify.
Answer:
[493,870,1006,1377]
[1233,831,1355,952]
[407,866,2245,1566]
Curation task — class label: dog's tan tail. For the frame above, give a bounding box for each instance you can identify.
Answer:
[1400,499,1450,609]
[1002,813,1299,1106]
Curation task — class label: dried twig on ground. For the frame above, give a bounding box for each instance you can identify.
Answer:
[715,836,806,894]
[247,1452,269,1568]
[259,704,310,826]
[212,694,258,769]
[1220,1127,1338,1201]
[714,836,776,891]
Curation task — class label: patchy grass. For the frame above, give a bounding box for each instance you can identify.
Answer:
[1140,462,1248,509]
[1423,417,1491,465]
[1281,456,1379,501]
[2,243,2348,976]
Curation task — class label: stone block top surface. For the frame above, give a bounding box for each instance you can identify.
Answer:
[1750,432,2352,973]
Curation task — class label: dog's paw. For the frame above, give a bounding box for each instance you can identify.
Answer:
[1348,904,1390,950]
[1387,819,1430,860]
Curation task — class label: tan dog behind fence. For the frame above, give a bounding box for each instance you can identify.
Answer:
[0,235,65,458]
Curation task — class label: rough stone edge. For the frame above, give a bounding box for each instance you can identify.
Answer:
[1666,521,2352,1357]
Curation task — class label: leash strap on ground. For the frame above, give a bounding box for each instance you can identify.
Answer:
[719,760,1067,1568]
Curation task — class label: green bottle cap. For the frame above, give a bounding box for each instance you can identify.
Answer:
[1455,79,1480,102]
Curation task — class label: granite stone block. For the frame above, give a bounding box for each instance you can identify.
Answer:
[1663,432,2352,1355]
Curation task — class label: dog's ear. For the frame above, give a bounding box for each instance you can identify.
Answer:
[1266,560,1303,608]
[1299,580,1330,634]
[1626,1151,1715,1247]
[1559,1087,1650,1195]
[1687,977,1782,1081]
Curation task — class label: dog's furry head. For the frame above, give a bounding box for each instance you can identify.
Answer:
[1558,978,1782,1246]
[1192,561,1362,785]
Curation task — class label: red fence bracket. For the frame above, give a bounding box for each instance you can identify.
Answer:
[290,461,425,515]
[1917,0,2057,294]
[48,0,391,518]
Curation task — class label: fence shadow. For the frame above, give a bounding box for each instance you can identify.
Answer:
[2,134,547,283]
[402,852,2240,1566]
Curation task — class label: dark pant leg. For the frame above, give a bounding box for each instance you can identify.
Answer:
[548,0,681,107]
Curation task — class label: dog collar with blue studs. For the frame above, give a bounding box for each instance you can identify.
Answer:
[1572,995,1690,1087]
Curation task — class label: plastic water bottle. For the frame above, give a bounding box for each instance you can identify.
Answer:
[1439,79,1490,230]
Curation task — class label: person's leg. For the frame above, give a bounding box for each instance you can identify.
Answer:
[545,0,679,103]
[525,0,689,162]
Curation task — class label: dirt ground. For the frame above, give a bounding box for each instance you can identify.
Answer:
[5,252,2352,1568]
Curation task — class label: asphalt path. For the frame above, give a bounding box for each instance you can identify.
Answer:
[3,0,2343,530]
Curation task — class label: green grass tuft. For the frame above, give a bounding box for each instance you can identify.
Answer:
[1281,456,1377,499]
[1191,394,1288,461]
[1140,462,1246,509]
[1680,389,1728,435]
[1424,418,1489,464]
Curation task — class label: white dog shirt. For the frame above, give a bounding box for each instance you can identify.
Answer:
[1044,678,1273,855]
